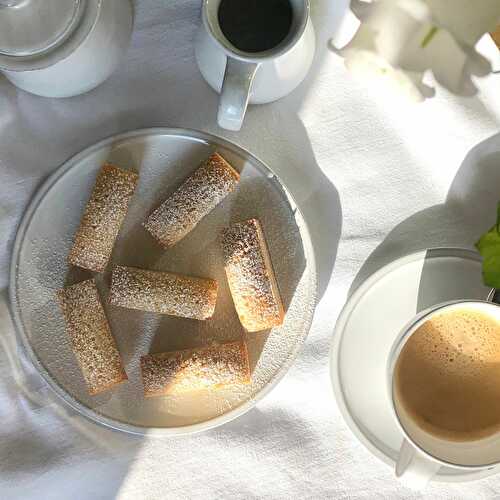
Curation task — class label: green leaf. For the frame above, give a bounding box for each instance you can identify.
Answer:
[482,255,500,289]
[475,201,500,288]
[476,227,500,258]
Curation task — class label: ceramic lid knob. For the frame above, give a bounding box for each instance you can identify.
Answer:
[0,0,84,57]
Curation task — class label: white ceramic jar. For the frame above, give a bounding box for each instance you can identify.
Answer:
[0,0,133,98]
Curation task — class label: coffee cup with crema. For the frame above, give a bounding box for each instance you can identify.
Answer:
[388,300,500,487]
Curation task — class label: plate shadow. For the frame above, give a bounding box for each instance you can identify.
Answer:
[350,132,500,297]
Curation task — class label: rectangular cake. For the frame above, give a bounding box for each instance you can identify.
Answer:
[143,152,239,248]
[68,163,138,272]
[140,341,250,397]
[222,218,284,332]
[57,279,127,395]
[109,265,218,320]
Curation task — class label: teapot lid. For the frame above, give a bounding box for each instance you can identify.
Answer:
[0,0,85,57]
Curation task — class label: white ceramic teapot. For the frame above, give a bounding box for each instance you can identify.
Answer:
[195,0,315,131]
[0,0,133,98]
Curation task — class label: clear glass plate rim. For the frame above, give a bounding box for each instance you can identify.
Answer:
[8,127,318,437]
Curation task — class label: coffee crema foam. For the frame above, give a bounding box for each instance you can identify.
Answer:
[394,307,500,442]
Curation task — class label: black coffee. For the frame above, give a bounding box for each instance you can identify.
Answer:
[218,0,293,53]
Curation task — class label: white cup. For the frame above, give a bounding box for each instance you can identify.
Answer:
[195,0,315,131]
[388,300,500,488]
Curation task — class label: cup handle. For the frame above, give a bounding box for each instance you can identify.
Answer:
[395,439,441,489]
[488,288,499,304]
[217,57,259,131]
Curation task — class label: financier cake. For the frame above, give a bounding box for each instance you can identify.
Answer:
[109,265,218,320]
[68,163,138,272]
[143,152,240,248]
[140,341,251,397]
[57,279,127,395]
[222,218,284,332]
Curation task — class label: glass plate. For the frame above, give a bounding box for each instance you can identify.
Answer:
[9,128,317,436]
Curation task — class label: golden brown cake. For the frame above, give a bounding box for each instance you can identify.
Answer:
[109,265,218,320]
[222,218,284,332]
[57,279,127,395]
[143,152,240,248]
[491,26,500,49]
[68,163,138,272]
[140,341,250,397]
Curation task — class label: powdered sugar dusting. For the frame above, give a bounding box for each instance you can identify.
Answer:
[57,279,127,395]
[141,341,250,397]
[109,265,218,320]
[68,164,138,272]
[222,219,284,332]
[143,152,239,248]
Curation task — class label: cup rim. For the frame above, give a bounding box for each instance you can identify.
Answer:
[201,0,310,63]
[388,299,500,470]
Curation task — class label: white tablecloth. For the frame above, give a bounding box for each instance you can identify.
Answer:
[2,1,500,498]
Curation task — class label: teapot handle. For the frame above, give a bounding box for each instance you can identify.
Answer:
[217,57,259,131]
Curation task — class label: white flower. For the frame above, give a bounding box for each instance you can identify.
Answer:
[333,0,500,101]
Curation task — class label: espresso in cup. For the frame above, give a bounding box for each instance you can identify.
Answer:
[218,0,293,52]
[394,306,500,443]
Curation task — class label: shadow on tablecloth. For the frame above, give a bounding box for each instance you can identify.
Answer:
[350,131,500,296]
[0,1,346,498]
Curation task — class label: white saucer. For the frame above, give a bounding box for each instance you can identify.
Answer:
[330,248,498,483]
